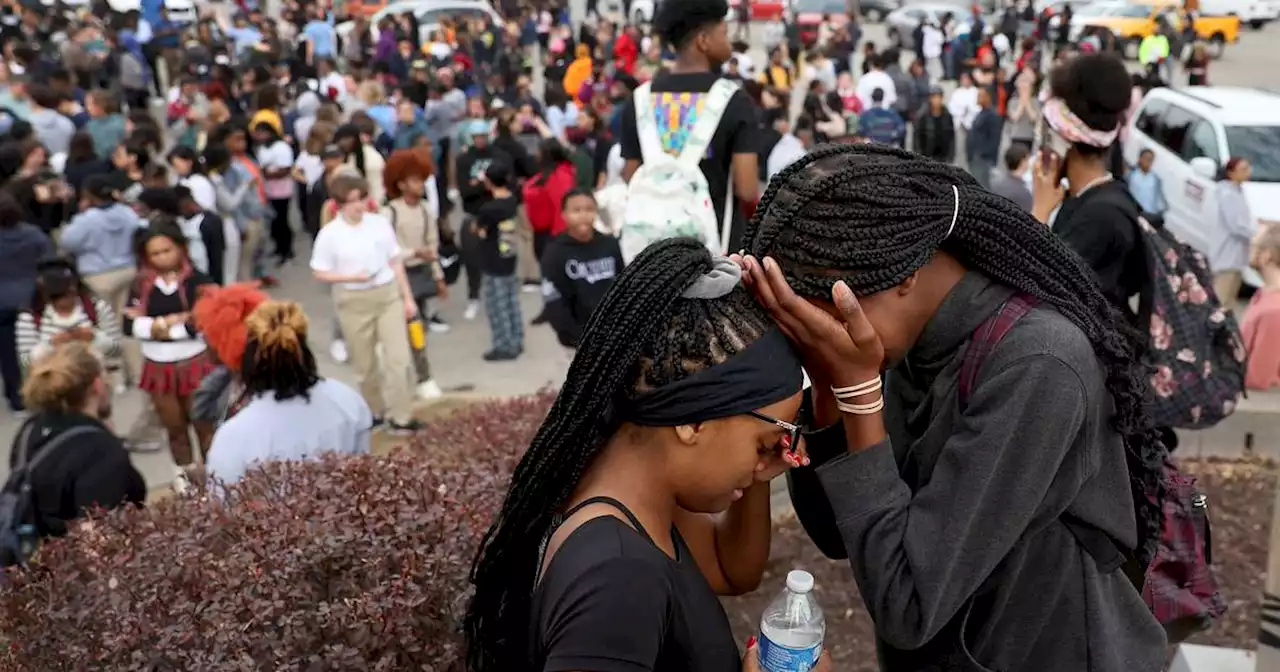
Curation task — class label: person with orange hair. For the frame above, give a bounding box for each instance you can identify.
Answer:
[190,282,270,426]
[382,147,447,400]
[204,301,371,485]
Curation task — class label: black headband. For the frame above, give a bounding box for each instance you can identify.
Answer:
[625,328,804,427]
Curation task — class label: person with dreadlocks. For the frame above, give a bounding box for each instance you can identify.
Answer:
[740,142,1168,671]
[465,238,824,672]
[189,282,269,428]
[205,300,371,485]
[122,222,217,476]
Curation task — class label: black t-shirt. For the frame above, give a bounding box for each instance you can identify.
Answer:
[476,194,521,276]
[619,71,758,252]
[1053,180,1148,318]
[540,232,624,347]
[532,516,740,672]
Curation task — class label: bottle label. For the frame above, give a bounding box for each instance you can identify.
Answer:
[757,632,821,672]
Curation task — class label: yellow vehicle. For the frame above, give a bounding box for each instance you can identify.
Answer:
[1073,1,1241,58]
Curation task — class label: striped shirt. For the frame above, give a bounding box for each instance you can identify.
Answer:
[16,297,122,369]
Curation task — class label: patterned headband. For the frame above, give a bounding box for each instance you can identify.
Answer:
[1041,96,1120,149]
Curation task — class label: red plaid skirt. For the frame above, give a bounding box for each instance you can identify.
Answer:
[140,353,216,397]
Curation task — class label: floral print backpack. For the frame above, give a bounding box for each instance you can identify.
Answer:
[1138,216,1247,429]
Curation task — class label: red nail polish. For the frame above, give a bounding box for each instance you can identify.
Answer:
[780,434,792,449]
[747,636,757,649]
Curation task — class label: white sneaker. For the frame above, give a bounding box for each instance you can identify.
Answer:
[172,468,193,496]
[427,315,451,333]
[330,340,349,363]
[416,379,444,399]
[463,300,480,321]
[521,283,540,294]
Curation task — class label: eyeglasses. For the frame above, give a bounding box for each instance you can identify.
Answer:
[747,410,802,455]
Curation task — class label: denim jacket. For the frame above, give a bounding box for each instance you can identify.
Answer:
[214,161,269,227]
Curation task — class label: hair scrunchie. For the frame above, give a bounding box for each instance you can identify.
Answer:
[681,255,741,300]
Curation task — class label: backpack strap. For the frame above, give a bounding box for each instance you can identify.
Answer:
[12,425,100,476]
[82,295,97,326]
[632,82,663,164]
[678,79,740,167]
[957,292,1040,408]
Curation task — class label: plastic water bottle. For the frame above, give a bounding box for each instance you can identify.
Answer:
[757,569,825,672]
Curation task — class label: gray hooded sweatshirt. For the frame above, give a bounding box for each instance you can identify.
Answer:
[58,203,144,276]
[788,272,1166,672]
[29,108,76,156]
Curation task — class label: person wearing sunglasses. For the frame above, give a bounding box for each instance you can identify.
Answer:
[309,172,422,436]
[466,238,827,672]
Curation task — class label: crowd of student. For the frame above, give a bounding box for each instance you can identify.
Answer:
[0,0,1274,668]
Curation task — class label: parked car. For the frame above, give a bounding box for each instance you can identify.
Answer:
[729,0,791,21]
[796,0,851,45]
[886,2,990,50]
[1199,0,1280,28]
[336,0,502,44]
[1071,0,1241,58]
[861,0,903,22]
[1123,86,1280,287]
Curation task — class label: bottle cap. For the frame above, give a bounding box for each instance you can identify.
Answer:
[786,569,814,594]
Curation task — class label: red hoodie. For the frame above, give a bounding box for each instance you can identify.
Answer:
[614,33,638,76]
[522,162,578,236]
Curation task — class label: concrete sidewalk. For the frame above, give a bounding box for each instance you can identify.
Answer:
[0,237,570,490]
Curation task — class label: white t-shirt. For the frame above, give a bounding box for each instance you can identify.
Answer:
[310,212,402,290]
[856,70,897,111]
[257,140,296,201]
[923,25,945,59]
[180,174,217,212]
[207,378,372,485]
[295,151,325,189]
[767,134,807,182]
[948,86,982,131]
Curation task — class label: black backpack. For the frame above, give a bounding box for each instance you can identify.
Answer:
[0,424,99,568]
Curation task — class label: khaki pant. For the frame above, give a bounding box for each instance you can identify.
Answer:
[333,282,415,425]
[238,218,266,282]
[1214,270,1244,313]
[84,266,141,382]
[516,205,540,283]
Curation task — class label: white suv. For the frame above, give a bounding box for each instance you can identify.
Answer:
[1122,86,1280,286]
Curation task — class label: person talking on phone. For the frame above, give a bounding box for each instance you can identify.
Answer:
[1031,54,1148,323]
[1032,55,1176,452]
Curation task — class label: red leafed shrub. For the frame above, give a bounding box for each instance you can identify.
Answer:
[0,393,554,672]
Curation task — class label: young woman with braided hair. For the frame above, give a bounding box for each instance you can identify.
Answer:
[739,142,1168,671]
[465,238,829,672]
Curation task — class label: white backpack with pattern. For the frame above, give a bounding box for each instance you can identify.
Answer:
[620,79,739,263]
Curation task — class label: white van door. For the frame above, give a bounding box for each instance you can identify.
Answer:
[1178,118,1225,251]
[1148,104,1205,250]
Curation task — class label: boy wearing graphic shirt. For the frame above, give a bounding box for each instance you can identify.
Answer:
[541,189,623,350]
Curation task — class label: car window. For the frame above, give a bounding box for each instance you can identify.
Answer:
[1134,98,1169,137]
[903,8,926,20]
[1153,105,1195,155]
[1182,120,1220,163]
[418,6,488,23]
[1111,4,1152,17]
[1224,126,1280,183]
